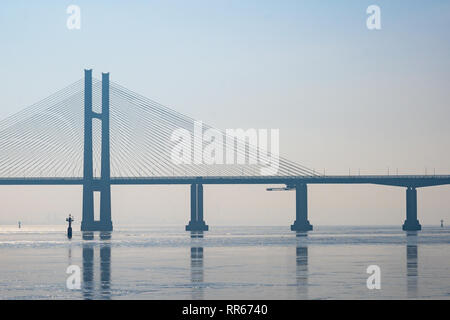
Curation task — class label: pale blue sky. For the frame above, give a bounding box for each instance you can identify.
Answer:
[1,1,450,226]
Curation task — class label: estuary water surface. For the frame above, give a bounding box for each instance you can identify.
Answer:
[0,225,449,299]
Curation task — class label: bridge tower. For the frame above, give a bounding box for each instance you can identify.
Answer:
[186,183,209,231]
[291,183,313,232]
[81,69,113,233]
[402,187,422,231]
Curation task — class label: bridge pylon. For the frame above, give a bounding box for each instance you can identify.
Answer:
[186,183,209,231]
[402,187,422,231]
[81,70,113,234]
[291,183,313,232]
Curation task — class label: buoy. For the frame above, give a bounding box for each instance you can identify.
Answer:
[66,214,74,239]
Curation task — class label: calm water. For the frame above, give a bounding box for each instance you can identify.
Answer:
[0,225,449,299]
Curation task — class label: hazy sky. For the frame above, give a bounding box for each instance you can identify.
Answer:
[1,0,450,227]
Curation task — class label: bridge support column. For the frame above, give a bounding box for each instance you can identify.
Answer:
[291,184,313,232]
[186,184,209,232]
[81,70,113,234]
[402,187,421,231]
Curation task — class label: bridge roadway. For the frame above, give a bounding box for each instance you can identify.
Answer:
[1,175,450,187]
[3,174,448,233]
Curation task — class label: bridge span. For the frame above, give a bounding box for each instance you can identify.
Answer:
[1,174,449,234]
[1,175,450,187]
[1,69,447,236]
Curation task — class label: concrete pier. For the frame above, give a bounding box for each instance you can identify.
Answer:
[402,187,422,231]
[186,183,209,231]
[291,184,313,232]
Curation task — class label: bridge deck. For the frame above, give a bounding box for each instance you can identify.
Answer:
[1,175,450,187]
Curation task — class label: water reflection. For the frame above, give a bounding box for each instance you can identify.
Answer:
[406,232,418,298]
[67,243,72,264]
[190,231,204,299]
[81,241,112,300]
[82,242,94,300]
[100,243,111,299]
[295,232,309,298]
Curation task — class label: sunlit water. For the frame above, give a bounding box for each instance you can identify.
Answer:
[0,225,449,299]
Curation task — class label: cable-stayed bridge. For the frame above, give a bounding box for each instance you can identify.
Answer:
[1,70,449,236]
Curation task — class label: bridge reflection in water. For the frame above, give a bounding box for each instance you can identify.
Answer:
[67,230,428,300]
[406,232,418,298]
[190,231,205,300]
[295,232,309,298]
[81,240,111,300]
